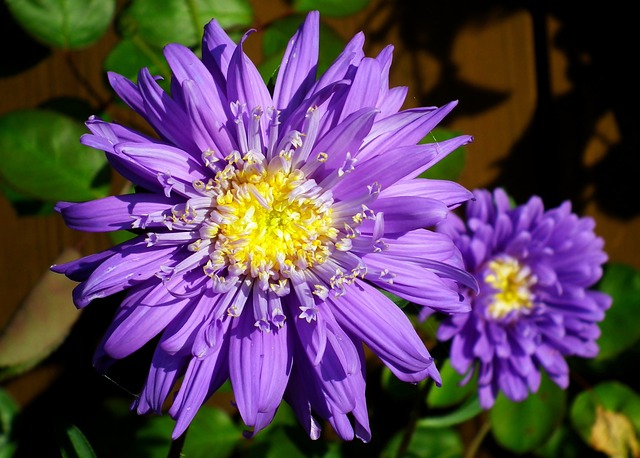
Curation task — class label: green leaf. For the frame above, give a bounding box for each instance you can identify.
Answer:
[570,381,640,448]
[0,248,82,381]
[534,424,591,458]
[490,372,566,454]
[0,389,19,458]
[259,16,345,84]
[118,0,252,49]
[126,415,173,458]
[418,128,467,181]
[103,37,168,83]
[380,366,423,401]
[57,422,98,458]
[0,109,110,203]
[426,359,477,409]
[5,0,115,49]
[419,396,482,429]
[594,262,640,361]
[382,425,464,458]
[292,0,371,17]
[182,406,242,458]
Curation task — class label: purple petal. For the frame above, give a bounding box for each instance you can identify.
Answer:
[56,193,183,232]
[169,338,230,439]
[273,11,319,117]
[329,279,439,383]
[229,301,292,431]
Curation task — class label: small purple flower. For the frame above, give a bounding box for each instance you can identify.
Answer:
[52,12,476,441]
[436,188,611,408]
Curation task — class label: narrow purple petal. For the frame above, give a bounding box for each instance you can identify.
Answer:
[229,301,292,431]
[273,11,319,117]
[329,279,439,383]
[56,193,182,232]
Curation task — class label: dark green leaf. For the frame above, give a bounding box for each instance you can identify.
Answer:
[418,128,467,181]
[380,366,423,401]
[57,422,98,458]
[427,360,477,409]
[534,424,590,458]
[0,248,82,381]
[103,37,168,83]
[490,372,566,453]
[419,396,482,428]
[382,425,464,458]
[182,406,242,458]
[292,0,371,17]
[0,109,110,203]
[594,262,640,361]
[119,0,252,49]
[259,16,345,83]
[0,389,19,458]
[5,0,115,49]
[126,415,173,458]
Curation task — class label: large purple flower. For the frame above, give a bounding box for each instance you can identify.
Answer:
[52,12,476,441]
[436,188,611,409]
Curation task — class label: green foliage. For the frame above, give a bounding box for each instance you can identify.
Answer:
[0,389,18,458]
[426,359,476,409]
[382,425,464,458]
[490,373,567,454]
[118,0,253,49]
[56,422,98,458]
[0,109,110,204]
[292,0,371,17]
[594,262,640,360]
[5,0,115,49]
[182,406,242,458]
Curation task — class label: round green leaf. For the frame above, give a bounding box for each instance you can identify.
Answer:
[5,0,115,49]
[426,359,476,409]
[489,372,566,454]
[570,381,640,447]
[118,0,252,48]
[0,109,109,203]
[103,37,169,83]
[594,262,640,361]
[292,0,371,17]
[182,406,242,458]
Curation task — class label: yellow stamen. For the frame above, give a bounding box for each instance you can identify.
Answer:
[204,158,337,285]
[484,256,537,319]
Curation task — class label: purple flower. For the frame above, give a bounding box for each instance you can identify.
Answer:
[52,12,476,441]
[435,188,611,409]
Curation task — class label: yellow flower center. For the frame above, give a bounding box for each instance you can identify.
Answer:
[203,155,337,287]
[484,256,536,319]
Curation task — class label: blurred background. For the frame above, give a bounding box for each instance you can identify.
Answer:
[0,0,637,456]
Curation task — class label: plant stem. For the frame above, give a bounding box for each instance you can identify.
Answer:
[464,419,491,458]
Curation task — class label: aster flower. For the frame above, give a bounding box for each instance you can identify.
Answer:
[435,188,611,409]
[52,11,476,441]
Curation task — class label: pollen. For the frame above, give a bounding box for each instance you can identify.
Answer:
[203,155,337,289]
[484,256,537,319]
